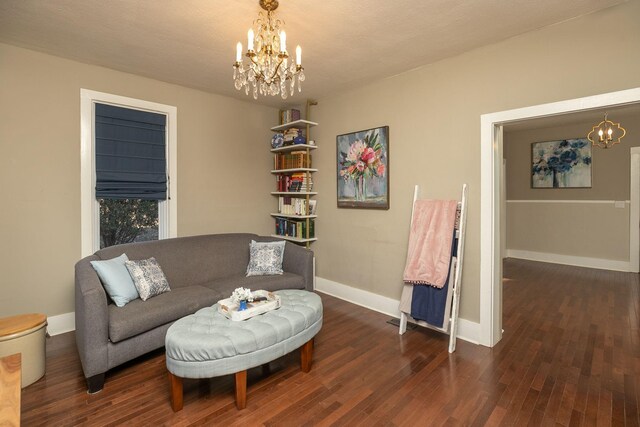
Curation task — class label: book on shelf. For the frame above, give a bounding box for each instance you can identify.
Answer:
[276,174,313,192]
[277,197,309,215]
[274,217,315,239]
[279,109,301,125]
[274,152,312,170]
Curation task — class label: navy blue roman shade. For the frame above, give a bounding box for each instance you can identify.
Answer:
[95,103,167,200]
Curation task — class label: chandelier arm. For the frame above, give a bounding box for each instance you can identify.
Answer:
[270,56,287,81]
[246,54,270,82]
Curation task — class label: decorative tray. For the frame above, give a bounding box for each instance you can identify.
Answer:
[217,290,281,321]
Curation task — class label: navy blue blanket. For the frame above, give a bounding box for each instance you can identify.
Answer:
[410,236,457,328]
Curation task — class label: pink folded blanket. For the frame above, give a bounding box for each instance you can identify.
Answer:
[403,199,457,288]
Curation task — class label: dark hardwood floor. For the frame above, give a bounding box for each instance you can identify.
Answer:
[21,259,640,426]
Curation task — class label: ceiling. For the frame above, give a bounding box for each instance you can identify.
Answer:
[0,0,625,107]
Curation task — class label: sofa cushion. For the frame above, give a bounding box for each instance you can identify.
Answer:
[96,234,259,289]
[108,286,219,343]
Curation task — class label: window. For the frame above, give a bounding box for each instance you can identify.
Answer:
[81,90,177,256]
[94,103,166,249]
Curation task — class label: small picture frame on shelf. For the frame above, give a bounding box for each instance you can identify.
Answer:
[271,133,284,149]
[309,200,317,215]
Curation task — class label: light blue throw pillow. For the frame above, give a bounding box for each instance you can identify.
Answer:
[90,253,139,307]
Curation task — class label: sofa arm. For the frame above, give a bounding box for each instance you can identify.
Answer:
[281,242,314,291]
[74,255,110,380]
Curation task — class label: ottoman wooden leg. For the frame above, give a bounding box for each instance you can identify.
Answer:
[168,372,183,412]
[301,339,314,373]
[235,370,247,410]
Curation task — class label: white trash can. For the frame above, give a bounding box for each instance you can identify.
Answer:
[0,314,47,387]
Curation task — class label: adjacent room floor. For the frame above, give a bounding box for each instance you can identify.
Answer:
[21,259,640,426]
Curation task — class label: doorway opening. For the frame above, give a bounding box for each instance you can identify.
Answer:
[479,87,640,348]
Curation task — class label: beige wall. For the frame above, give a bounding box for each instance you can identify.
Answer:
[507,202,630,261]
[0,43,277,318]
[312,0,640,323]
[504,115,639,261]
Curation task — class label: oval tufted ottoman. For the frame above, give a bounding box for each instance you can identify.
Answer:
[165,289,322,411]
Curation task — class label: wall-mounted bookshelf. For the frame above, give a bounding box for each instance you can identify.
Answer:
[269,105,318,248]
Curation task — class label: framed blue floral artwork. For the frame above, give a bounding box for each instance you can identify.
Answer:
[337,126,389,209]
[531,138,592,188]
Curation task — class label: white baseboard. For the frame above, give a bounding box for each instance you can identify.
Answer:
[315,277,481,345]
[46,312,75,336]
[456,318,480,345]
[506,249,630,272]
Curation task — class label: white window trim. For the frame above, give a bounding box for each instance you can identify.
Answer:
[80,89,177,257]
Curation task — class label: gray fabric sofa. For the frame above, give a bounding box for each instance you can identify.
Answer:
[74,233,314,393]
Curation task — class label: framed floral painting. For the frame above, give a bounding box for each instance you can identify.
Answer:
[337,126,389,209]
[531,138,592,188]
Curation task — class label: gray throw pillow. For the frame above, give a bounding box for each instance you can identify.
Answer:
[125,257,171,301]
[90,253,139,307]
[246,240,286,276]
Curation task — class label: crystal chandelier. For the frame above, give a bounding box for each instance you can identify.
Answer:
[587,112,626,149]
[233,0,305,100]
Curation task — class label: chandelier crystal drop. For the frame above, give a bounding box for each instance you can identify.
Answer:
[233,0,305,100]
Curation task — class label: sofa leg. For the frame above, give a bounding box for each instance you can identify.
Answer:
[86,373,105,394]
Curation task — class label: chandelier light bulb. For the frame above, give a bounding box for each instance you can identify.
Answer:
[296,45,301,65]
[247,29,254,51]
[236,42,242,62]
[280,31,286,52]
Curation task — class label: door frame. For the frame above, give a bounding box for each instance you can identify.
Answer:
[480,87,640,347]
[630,147,640,272]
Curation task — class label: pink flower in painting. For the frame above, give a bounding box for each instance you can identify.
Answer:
[377,163,386,177]
[361,147,376,164]
[356,161,365,172]
[346,140,366,162]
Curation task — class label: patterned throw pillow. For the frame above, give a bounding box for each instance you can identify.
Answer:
[246,240,286,276]
[124,257,171,301]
